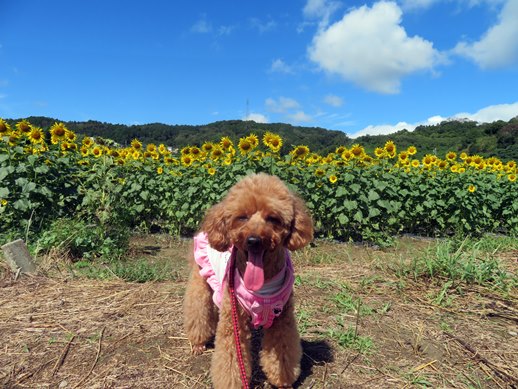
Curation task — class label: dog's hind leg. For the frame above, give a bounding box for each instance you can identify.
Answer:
[183,266,218,355]
[260,296,302,388]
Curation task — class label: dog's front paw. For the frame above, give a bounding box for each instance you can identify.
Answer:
[191,343,206,355]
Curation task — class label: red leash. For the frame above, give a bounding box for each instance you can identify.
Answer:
[228,247,250,389]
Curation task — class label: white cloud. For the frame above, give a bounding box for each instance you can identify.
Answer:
[399,0,439,10]
[303,0,341,26]
[217,25,235,36]
[453,0,518,68]
[287,111,313,123]
[350,101,518,138]
[308,1,443,94]
[270,59,294,74]
[453,102,518,122]
[324,94,343,107]
[265,97,300,113]
[243,112,269,123]
[249,17,276,34]
[351,121,415,138]
[191,17,212,34]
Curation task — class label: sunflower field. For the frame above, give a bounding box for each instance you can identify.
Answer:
[1,118,517,251]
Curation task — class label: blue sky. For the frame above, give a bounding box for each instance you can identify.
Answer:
[1,0,517,138]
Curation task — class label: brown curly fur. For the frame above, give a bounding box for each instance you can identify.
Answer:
[183,173,314,389]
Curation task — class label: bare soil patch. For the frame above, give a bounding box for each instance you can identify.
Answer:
[1,235,517,388]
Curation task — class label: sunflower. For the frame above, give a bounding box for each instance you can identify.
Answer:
[445,151,456,161]
[384,140,396,157]
[398,151,409,163]
[66,130,77,142]
[374,147,385,158]
[450,164,459,173]
[350,144,364,158]
[131,139,143,150]
[28,126,45,144]
[0,119,11,136]
[16,120,32,134]
[190,146,202,159]
[146,143,157,153]
[263,132,282,153]
[411,159,420,168]
[132,150,141,160]
[8,133,19,147]
[92,146,103,158]
[0,199,7,207]
[50,122,69,142]
[341,150,353,161]
[181,155,193,167]
[246,134,259,147]
[208,167,216,176]
[80,146,89,156]
[329,174,338,184]
[210,146,224,160]
[422,154,434,167]
[314,168,325,177]
[507,160,516,170]
[291,145,310,159]
[437,160,448,170]
[164,156,178,165]
[253,150,264,161]
[472,155,483,165]
[82,137,94,147]
[238,137,254,155]
[157,167,163,175]
[307,153,321,164]
[508,174,516,182]
[181,146,191,155]
[202,142,214,153]
[335,145,347,155]
[407,145,417,155]
[220,136,234,150]
[158,144,168,154]
[459,152,468,160]
[109,149,120,158]
[468,184,476,193]
[321,154,334,164]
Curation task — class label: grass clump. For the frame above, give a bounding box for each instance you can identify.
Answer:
[397,238,516,292]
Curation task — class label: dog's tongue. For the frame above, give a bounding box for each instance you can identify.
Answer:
[243,250,264,291]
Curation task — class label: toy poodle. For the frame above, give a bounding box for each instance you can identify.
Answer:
[183,173,314,388]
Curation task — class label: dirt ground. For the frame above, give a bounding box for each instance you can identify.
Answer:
[0,235,517,388]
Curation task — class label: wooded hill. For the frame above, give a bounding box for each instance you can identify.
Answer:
[8,116,518,160]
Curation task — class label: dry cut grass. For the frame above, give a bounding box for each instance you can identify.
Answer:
[0,235,517,388]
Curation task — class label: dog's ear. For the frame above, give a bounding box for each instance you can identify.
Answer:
[286,195,314,250]
[200,202,231,251]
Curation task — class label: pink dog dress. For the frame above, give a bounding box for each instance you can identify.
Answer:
[193,232,295,329]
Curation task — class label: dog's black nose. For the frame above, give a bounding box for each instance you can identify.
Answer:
[246,236,262,248]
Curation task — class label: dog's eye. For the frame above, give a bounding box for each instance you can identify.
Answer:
[266,216,282,225]
[236,215,249,222]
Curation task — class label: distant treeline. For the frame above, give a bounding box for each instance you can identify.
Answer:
[7,116,518,160]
